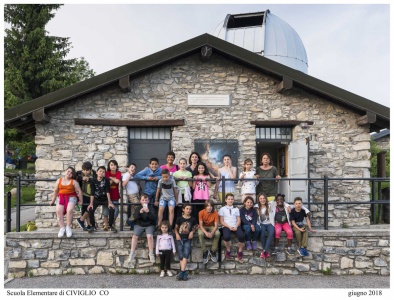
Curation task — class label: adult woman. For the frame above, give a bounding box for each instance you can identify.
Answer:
[255,153,281,202]
[186,151,201,176]
[50,167,83,238]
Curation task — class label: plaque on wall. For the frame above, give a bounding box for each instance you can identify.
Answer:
[194,139,238,178]
[187,94,231,107]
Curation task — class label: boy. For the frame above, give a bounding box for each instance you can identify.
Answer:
[174,203,198,281]
[160,151,179,176]
[87,166,117,233]
[128,194,156,263]
[76,161,96,231]
[198,200,220,263]
[155,169,178,230]
[135,158,162,204]
[122,163,140,230]
[214,154,237,203]
[290,197,315,256]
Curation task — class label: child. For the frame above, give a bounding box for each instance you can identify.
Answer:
[76,161,96,231]
[218,193,245,261]
[155,169,178,230]
[87,166,117,233]
[173,158,192,204]
[135,158,162,204]
[155,221,176,277]
[105,160,121,231]
[255,193,275,258]
[240,196,261,251]
[214,155,237,203]
[50,167,83,238]
[160,151,179,177]
[192,162,212,220]
[290,197,315,257]
[239,158,258,202]
[128,194,156,263]
[272,193,294,255]
[198,200,220,263]
[122,163,140,230]
[174,203,198,281]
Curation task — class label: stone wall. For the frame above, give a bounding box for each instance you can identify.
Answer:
[5,227,389,278]
[33,52,371,228]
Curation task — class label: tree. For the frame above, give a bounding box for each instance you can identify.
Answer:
[4,4,95,162]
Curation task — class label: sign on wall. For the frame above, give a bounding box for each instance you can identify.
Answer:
[194,139,238,178]
[187,94,231,106]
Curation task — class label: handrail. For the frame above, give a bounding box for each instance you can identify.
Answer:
[7,175,390,232]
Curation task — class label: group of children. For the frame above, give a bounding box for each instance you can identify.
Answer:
[50,152,315,280]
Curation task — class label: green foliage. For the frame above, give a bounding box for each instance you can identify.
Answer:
[4,185,36,207]
[370,141,390,178]
[321,267,332,275]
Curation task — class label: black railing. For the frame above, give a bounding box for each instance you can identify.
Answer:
[5,176,390,232]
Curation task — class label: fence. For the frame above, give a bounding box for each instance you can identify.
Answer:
[5,176,390,232]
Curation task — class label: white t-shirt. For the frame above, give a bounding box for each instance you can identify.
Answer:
[122,172,139,195]
[218,205,240,228]
[240,170,257,194]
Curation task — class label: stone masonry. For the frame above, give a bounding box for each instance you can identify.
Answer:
[33,52,371,228]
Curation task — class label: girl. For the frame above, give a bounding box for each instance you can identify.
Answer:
[214,155,237,203]
[218,193,245,262]
[160,151,179,176]
[239,158,258,202]
[255,193,275,258]
[122,163,140,230]
[192,162,212,220]
[173,158,193,220]
[174,203,198,281]
[50,167,83,238]
[272,194,295,255]
[240,196,261,251]
[105,160,121,230]
[256,153,281,202]
[155,221,176,277]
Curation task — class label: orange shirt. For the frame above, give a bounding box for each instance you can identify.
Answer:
[58,178,75,195]
[198,210,218,227]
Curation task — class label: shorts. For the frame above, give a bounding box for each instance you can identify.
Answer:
[159,198,176,208]
[102,200,119,218]
[57,196,77,205]
[175,239,191,260]
[133,225,155,236]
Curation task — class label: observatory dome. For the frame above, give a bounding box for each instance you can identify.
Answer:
[212,10,308,73]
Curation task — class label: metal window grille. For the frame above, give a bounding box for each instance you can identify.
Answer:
[256,127,292,140]
[129,127,171,140]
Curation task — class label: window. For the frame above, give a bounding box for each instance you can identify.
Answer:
[256,127,292,140]
[129,127,171,140]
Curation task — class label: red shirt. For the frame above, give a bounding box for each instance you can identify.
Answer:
[105,170,121,201]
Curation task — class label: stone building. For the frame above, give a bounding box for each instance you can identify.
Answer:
[4,31,389,229]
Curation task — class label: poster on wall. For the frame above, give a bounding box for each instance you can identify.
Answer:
[194,139,238,178]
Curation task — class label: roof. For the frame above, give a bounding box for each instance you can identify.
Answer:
[4,33,390,134]
[371,129,390,141]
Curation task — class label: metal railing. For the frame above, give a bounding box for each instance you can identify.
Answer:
[5,176,390,232]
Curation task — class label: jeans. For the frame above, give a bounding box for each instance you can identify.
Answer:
[260,223,275,251]
[242,224,261,242]
[175,239,191,260]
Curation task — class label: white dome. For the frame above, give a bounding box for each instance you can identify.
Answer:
[212,10,308,73]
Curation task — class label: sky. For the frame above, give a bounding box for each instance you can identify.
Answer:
[39,2,392,108]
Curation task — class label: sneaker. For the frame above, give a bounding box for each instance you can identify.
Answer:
[246,241,252,250]
[210,251,218,262]
[272,247,279,255]
[225,250,231,260]
[252,241,258,250]
[260,251,266,259]
[202,251,209,264]
[303,248,310,256]
[65,226,72,238]
[160,270,165,278]
[103,225,109,231]
[237,251,243,261]
[265,251,271,258]
[109,225,117,233]
[166,270,173,277]
[128,251,135,262]
[58,227,66,238]
[177,271,184,281]
[182,271,188,281]
[298,247,305,256]
[149,253,155,263]
[76,218,85,230]
[285,247,295,255]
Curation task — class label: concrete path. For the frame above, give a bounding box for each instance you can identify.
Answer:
[3,206,36,233]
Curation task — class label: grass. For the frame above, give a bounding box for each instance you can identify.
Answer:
[321,267,332,275]
[370,181,390,224]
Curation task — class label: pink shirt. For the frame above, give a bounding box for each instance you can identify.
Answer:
[193,175,210,201]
